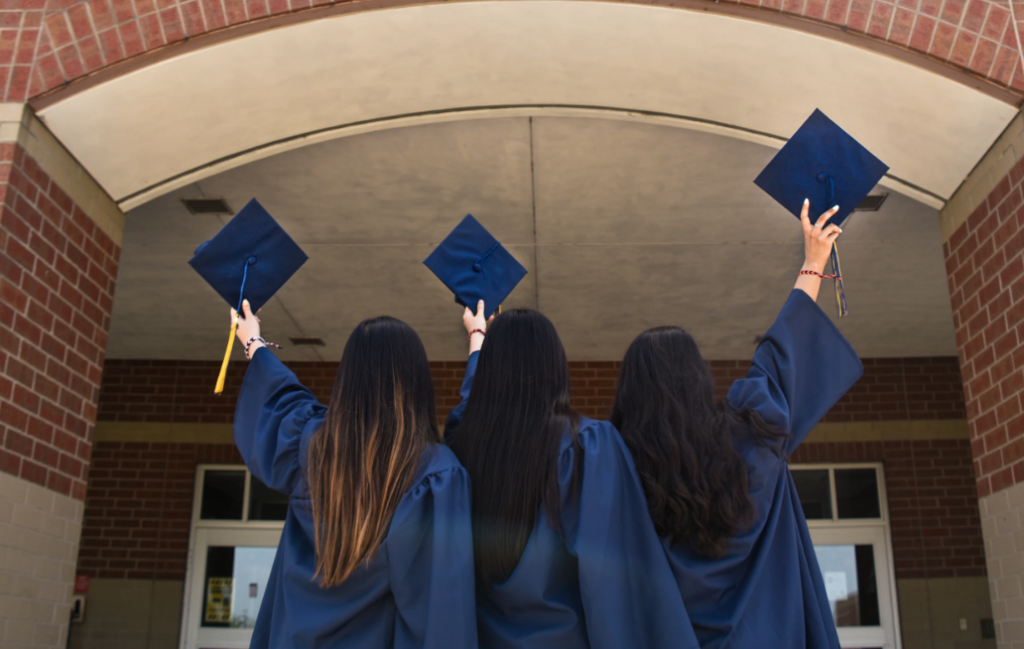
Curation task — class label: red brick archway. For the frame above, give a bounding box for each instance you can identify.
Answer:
[8,0,1024,106]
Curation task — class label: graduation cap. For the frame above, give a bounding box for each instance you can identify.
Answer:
[424,214,527,320]
[754,109,889,317]
[189,198,308,393]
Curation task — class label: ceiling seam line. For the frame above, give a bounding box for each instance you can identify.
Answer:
[530,116,540,311]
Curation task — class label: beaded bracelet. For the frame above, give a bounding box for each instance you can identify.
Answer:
[468,328,486,341]
[799,269,841,280]
[246,336,282,358]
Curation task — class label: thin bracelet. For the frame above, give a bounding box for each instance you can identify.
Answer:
[246,336,282,358]
[799,269,841,280]
[468,328,486,341]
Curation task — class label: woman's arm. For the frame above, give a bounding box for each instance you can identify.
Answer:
[725,201,860,454]
[794,199,842,303]
[231,300,326,496]
[443,302,490,443]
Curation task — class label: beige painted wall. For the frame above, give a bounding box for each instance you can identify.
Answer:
[68,579,182,649]
[898,577,996,649]
[0,471,83,648]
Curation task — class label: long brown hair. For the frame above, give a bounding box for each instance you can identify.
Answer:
[307,316,440,587]
[449,309,579,584]
[610,326,785,558]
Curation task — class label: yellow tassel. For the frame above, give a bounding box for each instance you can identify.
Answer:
[215,318,238,395]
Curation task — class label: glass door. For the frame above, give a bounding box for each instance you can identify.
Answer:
[810,526,898,649]
[182,527,282,649]
[180,466,287,649]
[793,463,902,649]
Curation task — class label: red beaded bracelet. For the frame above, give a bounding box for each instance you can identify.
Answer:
[799,269,841,280]
[468,329,486,341]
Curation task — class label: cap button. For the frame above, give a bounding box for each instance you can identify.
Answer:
[472,261,483,272]
[247,256,257,265]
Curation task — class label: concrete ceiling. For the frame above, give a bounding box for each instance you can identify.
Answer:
[111,116,954,363]
[36,0,1016,208]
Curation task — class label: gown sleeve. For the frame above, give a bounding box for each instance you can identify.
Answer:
[561,422,700,649]
[443,351,479,445]
[726,289,863,454]
[387,457,478,649]
[233,347,328,497]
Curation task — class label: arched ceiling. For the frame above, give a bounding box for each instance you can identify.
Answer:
[112,116,954,362]
[35,0,1017,210]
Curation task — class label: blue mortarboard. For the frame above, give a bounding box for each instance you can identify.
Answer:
[754,109,889,228]
[754,109,889,316]
[424,214,527,319]
[189,198,308,313]
[188,198,308,393]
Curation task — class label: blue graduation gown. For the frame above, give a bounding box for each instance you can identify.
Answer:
[663,289,864,649]
[446,353,699,649]
[234,348,478,649]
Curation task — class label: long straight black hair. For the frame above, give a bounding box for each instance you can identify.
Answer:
[610,326,785,558]
[307,316,440,586]
[449,308,580,584]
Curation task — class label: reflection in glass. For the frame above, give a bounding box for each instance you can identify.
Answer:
[813,544,880,627]
[249,476,289,521]
[201,546,277,628]
[792,469,832,519]
[835,469,881,519]
[200,471,246,520]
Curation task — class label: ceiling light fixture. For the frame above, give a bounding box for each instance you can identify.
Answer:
[853,194,888,212]
[182,198,233,215]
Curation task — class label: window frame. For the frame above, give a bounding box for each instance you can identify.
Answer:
[180,464,286,649]
[789,461,902,649]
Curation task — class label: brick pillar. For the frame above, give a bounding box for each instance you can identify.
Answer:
[0,104,123,648]
[943,108,1024,646]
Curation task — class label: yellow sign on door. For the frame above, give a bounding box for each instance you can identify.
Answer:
[205,577,232,624]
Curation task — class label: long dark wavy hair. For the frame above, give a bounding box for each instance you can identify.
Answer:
[307,317,440,587]
[610,326,785,558]
[449,309,580,584]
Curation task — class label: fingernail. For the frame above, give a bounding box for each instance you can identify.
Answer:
[832,205,840,212]
[837,227,843,233]
[803,198,809,206]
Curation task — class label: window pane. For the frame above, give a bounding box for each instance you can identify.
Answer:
[249,476,289,521]
[813,544,880,627]
[792,469,832,520]
[835,469,881,519]
[200,470,246,520]
[202,546,277,628]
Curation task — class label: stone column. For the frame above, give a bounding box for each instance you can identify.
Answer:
[0,104,123,648]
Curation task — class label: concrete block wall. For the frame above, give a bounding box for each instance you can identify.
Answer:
[980,480,1024,646]
[0,470,84,648]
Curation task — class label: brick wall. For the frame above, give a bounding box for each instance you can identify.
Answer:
[96,356,967,425]
[77,441,239,579]
[0,142,118,501]
[792,439,985,579]
[78,437,983,581]
[944,153,1024,498]
[0,0,1017,104]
